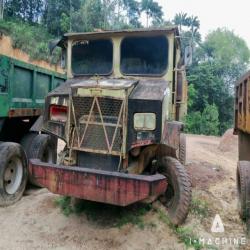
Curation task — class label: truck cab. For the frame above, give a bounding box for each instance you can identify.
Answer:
[30,27,191,226]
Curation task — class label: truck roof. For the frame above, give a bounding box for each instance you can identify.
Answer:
[64,26,179,38]
[50,26,180,52]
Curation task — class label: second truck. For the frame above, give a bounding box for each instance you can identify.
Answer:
[0,52,66,206]
[235,71,250,229]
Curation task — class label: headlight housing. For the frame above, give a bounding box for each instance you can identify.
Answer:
[134,113,156,131]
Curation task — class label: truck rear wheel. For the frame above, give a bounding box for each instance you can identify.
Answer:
[158,157,191,225]
[237,161,250,221]
[0,142,28,206]
[28,134,57,186]
[238,131,250,161]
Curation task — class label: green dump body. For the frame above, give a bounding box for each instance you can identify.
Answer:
[0,55,66,118]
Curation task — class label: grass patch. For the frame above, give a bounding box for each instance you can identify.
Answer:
[54,196,73,216]
[190,198,211,219]
[55,196,152,229]
[157,208,217,250]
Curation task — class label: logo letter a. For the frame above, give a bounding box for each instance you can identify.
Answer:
[211,214,224,233]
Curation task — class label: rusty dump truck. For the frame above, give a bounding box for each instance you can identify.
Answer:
[26,27,191,225]
[235,71,250,228]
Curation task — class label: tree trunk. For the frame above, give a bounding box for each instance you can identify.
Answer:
[0,0,4,20]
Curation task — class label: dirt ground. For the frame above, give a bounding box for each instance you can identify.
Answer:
[0,134,249,250]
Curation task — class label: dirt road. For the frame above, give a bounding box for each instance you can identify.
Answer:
[0,134,248,250]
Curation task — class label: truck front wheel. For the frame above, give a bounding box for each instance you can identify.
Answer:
[0,142,28,206]
[158,157,192,225]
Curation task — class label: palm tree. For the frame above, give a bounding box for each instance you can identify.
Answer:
[186,15,200,34]
[186,16,200,52]
[141,0,163,27]
[173,12,188,32]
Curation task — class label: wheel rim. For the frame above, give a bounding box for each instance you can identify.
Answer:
[4,157,23,195]
[42,148,53,163]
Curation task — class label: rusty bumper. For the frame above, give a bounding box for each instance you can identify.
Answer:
[29,159,167,206]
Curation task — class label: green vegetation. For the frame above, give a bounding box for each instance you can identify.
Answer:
[157,208,203,250]
[56,196,218,249]
[173,13,250,135]
[2,0,164,36]
[55,196,151,229]
[0,19,60,63]
[185,103,220,136]
[190,198,211,219]
[157,208,217,250]
[187,29,250,135]
[0,0,164,63]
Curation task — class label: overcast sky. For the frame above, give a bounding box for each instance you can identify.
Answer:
[156,0,250,48]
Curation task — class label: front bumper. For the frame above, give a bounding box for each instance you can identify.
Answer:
[29,159,167,206]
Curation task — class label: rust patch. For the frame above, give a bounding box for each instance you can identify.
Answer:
[162,121,183,149]
[29,159,167,206]
[9,108,42,118]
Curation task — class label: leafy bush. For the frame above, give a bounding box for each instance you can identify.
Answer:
[200,104,219,135]
[185,104,220,136]
[185,111,202,134]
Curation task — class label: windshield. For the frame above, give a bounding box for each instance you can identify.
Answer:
[72,39,113,75]
[121,35,168,75]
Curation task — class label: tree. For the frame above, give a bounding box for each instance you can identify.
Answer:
[185,15,200,52]
[72,0,104,32]
[173,12,188,32]
[123,0,141,27]
[173,14,201,55]
[141,0,163,27]
[198,28,250,90]
[187,29,250,134]
[0,0,5,19]
[5,0,43,22]
[185,104,220,136]
[200,104,219,135]
[43,0,81,35]
[186,15,200,33]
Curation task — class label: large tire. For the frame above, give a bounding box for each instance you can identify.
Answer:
[0,142,28,206]
[158,157,192,226]
[20,132,38,157]
[28,134,57,186]
[238,131,250,161]
[179,134,187,165]
[237,161,250,221]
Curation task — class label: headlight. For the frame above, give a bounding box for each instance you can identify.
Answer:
[134,113,156,131]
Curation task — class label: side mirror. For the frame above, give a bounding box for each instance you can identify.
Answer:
[61,49,67,69]
[184,46,193,67]
[48,39,61,55]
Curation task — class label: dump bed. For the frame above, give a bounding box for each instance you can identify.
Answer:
[0,55,66,118]
[235,70,250,134]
